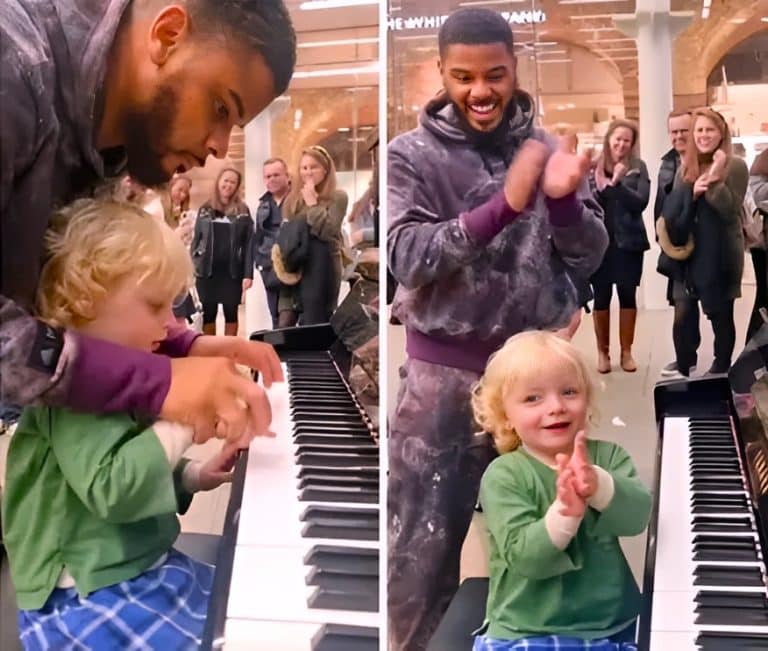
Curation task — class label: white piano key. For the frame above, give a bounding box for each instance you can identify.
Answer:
[649,631,698,651]
[653,417,696,593]
[221,618,319,650]
[226,544,379,627]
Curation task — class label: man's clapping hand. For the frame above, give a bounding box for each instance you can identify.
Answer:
[503,139,549,212]
[540,144,591,199]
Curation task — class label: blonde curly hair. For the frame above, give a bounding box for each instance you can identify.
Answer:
[471,331,597,454]
[37,199,193,328]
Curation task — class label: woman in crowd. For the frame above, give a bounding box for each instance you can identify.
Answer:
[663,108,748,375]
[191,168,254,336]
[589,120,650,374]
[145,175,198,325]
[275,146,348,325]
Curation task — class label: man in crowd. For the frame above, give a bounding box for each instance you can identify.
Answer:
[1,0,296,442]
[655,110,700,378]
[254,158,291,328]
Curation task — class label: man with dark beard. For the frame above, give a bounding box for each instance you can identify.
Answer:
[0,1,295,442]
[386,8,608,649]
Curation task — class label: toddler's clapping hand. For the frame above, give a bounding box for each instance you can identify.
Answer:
[569,431,598,499]
[555,453,586,518]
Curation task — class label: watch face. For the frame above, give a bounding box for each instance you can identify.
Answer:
[27,322,64,374]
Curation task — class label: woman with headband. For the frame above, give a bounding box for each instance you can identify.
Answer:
[274,146,349,325]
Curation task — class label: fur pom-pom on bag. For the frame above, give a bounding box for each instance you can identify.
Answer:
[271,244,302,285]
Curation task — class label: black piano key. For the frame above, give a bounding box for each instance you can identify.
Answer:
[307,586,379,612]
[695,591,768,627]
[295,433,375,445]
[691,479,745,490]
[310,624,378,651]
[297,452,379,468]
[300,505,378,529]
[694,564,765,587]
[301,520,379,541]
[294,425,372,435]
[295,443,378,455]
[692,516,755,533]
[299,474,378,489]
[303,545,379,576]
[305,566,379,595]
[695,631,768,651]
[297,466,378,479]
[693,543,758,562]
[300,485,379,504]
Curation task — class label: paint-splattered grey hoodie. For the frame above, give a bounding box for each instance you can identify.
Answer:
[0,0,196,413]
[388,92,608,371]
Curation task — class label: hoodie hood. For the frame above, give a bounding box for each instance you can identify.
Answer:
[57,0,132,177]
[420,90,536,163]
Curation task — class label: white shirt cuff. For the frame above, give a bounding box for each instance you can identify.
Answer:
[544,500,584,550]
[152,421,195,467]
[181,460,203,493]
[587,466,615,511]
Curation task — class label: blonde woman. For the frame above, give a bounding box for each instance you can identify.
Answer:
[662,108,749,375]
[191,168,254,335]
[276,146,348,325]
[471,331,651,650]
[588,120,650,374]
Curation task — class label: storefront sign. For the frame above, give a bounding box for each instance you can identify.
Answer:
[387,10,546,31]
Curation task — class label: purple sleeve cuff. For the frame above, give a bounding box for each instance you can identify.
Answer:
[460,191,521,243]
[546,193,582,227]
[67,333,171,417]
[156,326,201,358]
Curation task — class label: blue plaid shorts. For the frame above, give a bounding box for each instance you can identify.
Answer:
[473,633,638,651]
[18,548,214,651]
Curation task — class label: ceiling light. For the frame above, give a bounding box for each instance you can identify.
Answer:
[571,14,615,19]
[538,59,574,63]
[761,17,768,22]
[338,127,351,132]
[293,63,379,78]
[702,6,710,18]
[584,37,635,42]
[316,128,329,133]
[560,0,627,3]
[298,37,379,48]
[300,0,377,8]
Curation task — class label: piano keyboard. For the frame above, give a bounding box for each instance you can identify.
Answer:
[208,352,380,651]
[648,415,768,650]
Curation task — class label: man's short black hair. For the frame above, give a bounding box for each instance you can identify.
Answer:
[438,8,514,59]
[189,0,296,95]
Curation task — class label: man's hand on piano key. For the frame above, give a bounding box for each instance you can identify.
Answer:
[186,336,284,388]
[163,356,274,444]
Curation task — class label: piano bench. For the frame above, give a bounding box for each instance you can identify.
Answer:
[426,577,489,651]
[174,532,222,567]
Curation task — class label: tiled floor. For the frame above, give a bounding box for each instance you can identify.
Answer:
[387,276,758,586]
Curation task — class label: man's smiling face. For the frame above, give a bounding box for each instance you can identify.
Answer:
[439,42,517,133]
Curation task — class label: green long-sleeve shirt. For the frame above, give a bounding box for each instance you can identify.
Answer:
[1,407,194,610]
[479,439,652,640]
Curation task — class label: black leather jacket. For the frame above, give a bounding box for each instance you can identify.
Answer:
[654,149,680,221]
[191,203,254,281]
[253,191,283,269]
